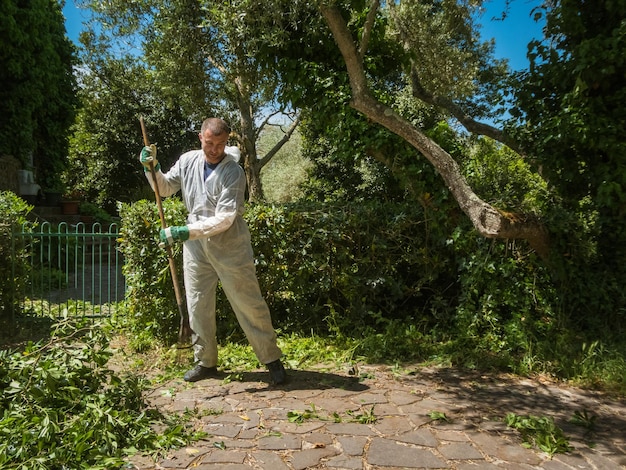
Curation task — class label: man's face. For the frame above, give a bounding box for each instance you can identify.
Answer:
[199,130,229,164]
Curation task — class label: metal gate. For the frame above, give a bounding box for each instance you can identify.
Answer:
[11,221,126,319]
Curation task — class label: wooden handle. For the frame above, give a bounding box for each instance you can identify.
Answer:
[139,116,191,344]
[140,116,150,146]
[139,117,166,227]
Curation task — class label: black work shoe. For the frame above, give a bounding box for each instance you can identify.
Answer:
[183,365,218,382]
[266,359,287,385]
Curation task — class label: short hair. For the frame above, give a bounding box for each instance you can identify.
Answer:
[201,118,231,136]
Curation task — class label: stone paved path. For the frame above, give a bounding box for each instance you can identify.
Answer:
[128,363,626,469]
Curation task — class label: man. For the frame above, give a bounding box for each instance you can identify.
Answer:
[139,117,286,385]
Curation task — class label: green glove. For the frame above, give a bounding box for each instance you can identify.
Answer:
[139,144,160,172]
[159,226,190,247]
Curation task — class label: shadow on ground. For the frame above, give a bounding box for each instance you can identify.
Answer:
[398,366,626,460]
[194,368,370,394]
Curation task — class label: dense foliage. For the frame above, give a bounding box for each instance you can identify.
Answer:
[0,320,203,469]
[248,202,454,333]
[0,192,33,322]
[74,0,303,203]
[119,197,454,342]
[118,195,622,390]
[116,199,188,349]
[67,57,199,212]
[117,195,626,388]
[511,0,626,332]
[0,0,78,190]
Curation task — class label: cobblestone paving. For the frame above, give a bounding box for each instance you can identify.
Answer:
[128,364,626,469]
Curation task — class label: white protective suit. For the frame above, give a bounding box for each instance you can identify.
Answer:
[146,146,282,367]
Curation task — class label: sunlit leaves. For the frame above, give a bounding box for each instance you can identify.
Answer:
[0,320,202,469]
[506,413,572,456]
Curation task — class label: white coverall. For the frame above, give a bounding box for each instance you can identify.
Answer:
[146,147,282,367]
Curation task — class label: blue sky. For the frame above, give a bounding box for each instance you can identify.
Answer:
[480,0,545,70]
[62,1,89,43]
[62,0,545,71]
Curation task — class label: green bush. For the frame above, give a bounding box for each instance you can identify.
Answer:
[446,229,560,369]
[118,198,457,346]
[117,199,188,349]
[0,191,33,321]
[116,197,626,388]
[247,201,456,334]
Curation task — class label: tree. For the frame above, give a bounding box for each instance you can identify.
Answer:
[199,0,548,253]
[510,0,626,328]
[513,0,626,255]
[275,0,624,331]
[236,0,541,217]
[0,0,77,190]
[78,0,301,202]
[66,52,198,210]
[311,1,549,257]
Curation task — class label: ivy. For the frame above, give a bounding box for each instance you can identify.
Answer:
[510,0,626,334]
[0,0,78,188]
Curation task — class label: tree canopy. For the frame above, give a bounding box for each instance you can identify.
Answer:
[510,0,626,328]
[73,0,302,202]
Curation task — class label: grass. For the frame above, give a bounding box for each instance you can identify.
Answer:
[106,331,364,384]
[505,413,573,456]
[3,309,626,397]
[100,327,626,400]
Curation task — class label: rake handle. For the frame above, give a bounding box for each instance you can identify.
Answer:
[139,116,191,344]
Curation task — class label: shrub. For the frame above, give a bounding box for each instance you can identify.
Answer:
[116,198,626,389]
[0,191,33,322]
[118,198,457,347]
[247,201,456,335]
[447,230,560,368]
[117,199,187,349]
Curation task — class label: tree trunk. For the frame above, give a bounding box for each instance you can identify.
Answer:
[234,73,265,202]
[232,63,301,203]
[320,5,549,259]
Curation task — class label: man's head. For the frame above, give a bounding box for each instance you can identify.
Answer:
[199,118,231,164]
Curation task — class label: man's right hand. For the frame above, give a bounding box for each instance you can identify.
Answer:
[139,144,160,172]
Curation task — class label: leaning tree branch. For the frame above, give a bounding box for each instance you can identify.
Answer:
[319,4,549,258]
[386,2,528,157]
[409,69,527,156]
[256,108,296,140]
[359,0,380,60]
